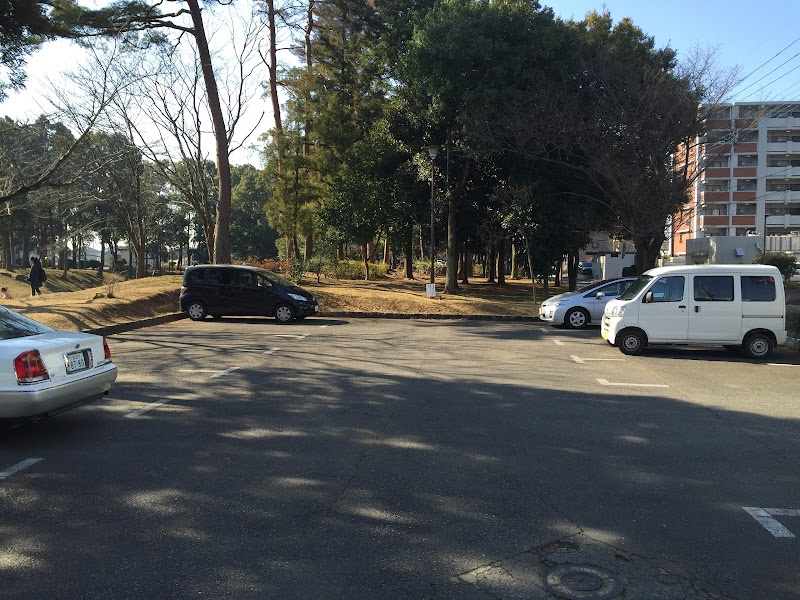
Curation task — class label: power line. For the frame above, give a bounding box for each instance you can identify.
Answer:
[734,52,800,97]
[733,35,800,88]
[740,63,800,101]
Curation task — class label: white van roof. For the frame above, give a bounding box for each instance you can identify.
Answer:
[643,264,781,277]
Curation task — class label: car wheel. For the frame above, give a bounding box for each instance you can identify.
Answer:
[275,303,295,324]
[565,307,590,329]
[187,301,207,321]
[743,332,774,359]
[618,329,645,356]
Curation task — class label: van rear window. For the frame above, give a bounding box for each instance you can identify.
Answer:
[741,276,776,302]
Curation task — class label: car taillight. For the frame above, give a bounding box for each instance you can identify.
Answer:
[103,338,112,361]
[14,350,50,384]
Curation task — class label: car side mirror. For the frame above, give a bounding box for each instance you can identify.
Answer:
[644,291,653,303]
[596,292,605,298]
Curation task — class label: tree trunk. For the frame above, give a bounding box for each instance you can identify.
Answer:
[186,0,232,264]
[305,232,313,260]
[567,251,578,291]
[555,257,562,287]
[487,243,496,283]
[361,244,369,281]
[524,234,536,304]
[511,241,519,280]
[496,240,506,285]
[634,234,664,275]
[461,246,471,285]
[98,240,105,277]
[266,0,283,173]
[405,229,414,279]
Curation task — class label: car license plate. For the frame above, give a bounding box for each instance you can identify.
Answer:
[65,350,92,373]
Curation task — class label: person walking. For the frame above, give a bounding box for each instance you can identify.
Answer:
[28,256,46,296]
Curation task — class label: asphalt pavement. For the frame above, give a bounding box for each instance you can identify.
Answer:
[1,317,799,599]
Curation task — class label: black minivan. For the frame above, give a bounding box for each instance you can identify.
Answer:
[179,265,319,323]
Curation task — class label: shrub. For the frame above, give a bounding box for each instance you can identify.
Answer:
[754,252,796,282]
[414,259,446,276]
[787,306,800,338]
[322,259,389,280]
[103,272,124,298]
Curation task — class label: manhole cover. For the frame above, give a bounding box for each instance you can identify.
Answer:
[542,565,623,600]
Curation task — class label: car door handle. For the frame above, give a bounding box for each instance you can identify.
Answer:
[678,305,686,309]
[694,306,700,313]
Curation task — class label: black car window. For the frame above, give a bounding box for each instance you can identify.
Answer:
[239,271,259,287]
[257,275,273,288]
[741,276,776,302]
[0,307,53,340]
[208,268,234,286]
[185,269,205,285]
[647,276,685,302]
[693,276,734,301]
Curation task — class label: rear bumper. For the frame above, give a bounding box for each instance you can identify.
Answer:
[0,363,117,419]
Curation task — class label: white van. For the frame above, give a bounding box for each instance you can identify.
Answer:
[601,265,787,358]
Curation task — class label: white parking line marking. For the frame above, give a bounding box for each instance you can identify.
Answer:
[125,398,172,419]
[743,507,799,538]
[596,378,669,388]
[767,364,799,367]
[553,340,565,346]
[570,355,625,364]
[262,348,280,355]
[0,458,44,480]
[319,325,329,328]
[274,334,307,339]
[210,367,240,378]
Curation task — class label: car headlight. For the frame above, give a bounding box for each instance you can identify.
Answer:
[287,293,308,302]
[611,306,625,317]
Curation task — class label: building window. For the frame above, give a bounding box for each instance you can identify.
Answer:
[704,180,729,192]
[736,130,758,143]
[702,204,728,216]
[708,157,730,168]
[738,106,761,119]
[737,180,757,191]
[737,203,757,215]
[737,155,758,167]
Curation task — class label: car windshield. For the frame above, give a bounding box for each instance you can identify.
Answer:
[0,306,54,340]
[617,275,653,300]
[257,268,296,288]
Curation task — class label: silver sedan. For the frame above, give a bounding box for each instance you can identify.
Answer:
[0,306,117,422]
[538,278,637,329]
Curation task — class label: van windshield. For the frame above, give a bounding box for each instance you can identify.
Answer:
[617,275,653,301]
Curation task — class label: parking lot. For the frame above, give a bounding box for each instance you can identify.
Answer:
[1,317,799,599]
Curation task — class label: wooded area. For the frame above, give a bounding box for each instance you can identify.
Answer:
[0,0,737,287]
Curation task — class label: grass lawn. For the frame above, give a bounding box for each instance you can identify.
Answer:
[1,268,556,331]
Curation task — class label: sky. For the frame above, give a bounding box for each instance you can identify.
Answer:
[2,1,800,165]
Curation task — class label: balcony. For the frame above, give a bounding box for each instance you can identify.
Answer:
[767,214,800,228]
[703,191,729,202]
[766,166,800,178]
[732,216,756,226]
[733,167,757,177]
[767,141,800,153]
[765,116,800,128]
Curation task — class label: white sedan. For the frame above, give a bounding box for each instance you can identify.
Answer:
[0,306,117,422]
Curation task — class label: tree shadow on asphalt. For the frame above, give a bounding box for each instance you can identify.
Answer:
[1,327,799,599]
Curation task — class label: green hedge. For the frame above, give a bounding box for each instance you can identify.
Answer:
[787,306,800,338]
[324,259,388,280]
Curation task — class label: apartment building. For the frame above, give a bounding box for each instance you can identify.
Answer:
[670,101,800,256]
